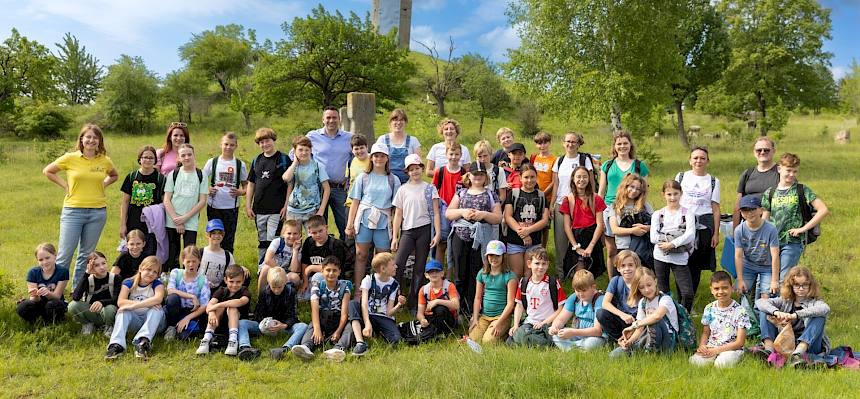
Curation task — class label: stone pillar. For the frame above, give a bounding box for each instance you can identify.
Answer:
[372,0,411,48]
[346,92,376,140]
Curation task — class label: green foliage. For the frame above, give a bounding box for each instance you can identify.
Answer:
[839,60,860,116]
[161,68,210,122]
[254,5,415,111]
[180,24,256,95]
[0,29,58,110]
[762,97,790,134]
[514,98,541,137]
[36,139,72,164]
[459,54,511,135]
[53,33,103,105]
[13,101,71,139]
[100,55,159,133]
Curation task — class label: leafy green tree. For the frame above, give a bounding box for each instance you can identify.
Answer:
[100,55,159,133]
[254,5,415,110]
[161,68,210,122]
[180,24,256,95]
[0,29,58,109]
[840,60,860,116]
[54,33,103,105]
[459,54,510,135]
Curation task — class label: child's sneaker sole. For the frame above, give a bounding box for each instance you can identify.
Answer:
[324,349,346,362]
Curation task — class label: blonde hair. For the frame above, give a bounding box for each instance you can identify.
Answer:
[267,267,288,287]
[473,140,493,157]
[389,108,408,123]
[76,124,107,155]
[613,173,649,215]
[496,127,514,141]
[371,252,395,273]
[126,229,146,244]
[781,266,821,301]
[34,242,57,257]
[572,269,596,291]
[179,245,201,265]
[627,267,657,307]
[85,251,108,274]
[132,256,162,288]
[437,118,461,136]
[614,250,642,272]
[281,219,302,235]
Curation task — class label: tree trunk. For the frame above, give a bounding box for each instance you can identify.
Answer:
[242,111,252,131]
[675,100,690,150]
[478,110,485,136]
[436,96,446,117]
[757,91,767,136]
[610,104,623,131]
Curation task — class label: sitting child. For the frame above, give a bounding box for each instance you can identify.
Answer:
[690,271,750,368]
[549,270,606,351]
[104,256,166,360]
[301,215,354,292]
[164,246,210,340]
[509,247,566,347]
[609,267,679,357]
[291,256,353,362]
[468,240,517,344]
[112,229,147,280]
[416,259,460,335]
[258,219,303,292]
[596,250,641,343]
[196,264,251,357]
[239,267,308,362]
[340,253,406,356]
[199,219,238,290]
[17,243,69,325]
[69,251,121,336]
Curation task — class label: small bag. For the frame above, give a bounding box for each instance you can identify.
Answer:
[770,316,796,356]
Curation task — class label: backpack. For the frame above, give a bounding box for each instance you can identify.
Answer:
[422,280,451,303]
[398,319,440,345]
[368,274,400,315]
[519,276,561,312]
[433,165,466,198]
[316,279,349,312]
[605,158,642,176]
[765,183,820,244]
[249,152,290,178]
[201,247,234,284]
[558,153,599,188]
[361,172,397,203]
[84,273,116,303]
[661,293,697,351]
[208,156,244,207]
[130,170,166,204]
[501,188,545,238]
[171,167,204,188]
[656,209,695,254]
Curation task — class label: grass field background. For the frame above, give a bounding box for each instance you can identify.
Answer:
[1,108,859,398]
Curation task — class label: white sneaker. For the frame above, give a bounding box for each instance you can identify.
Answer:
[196,340,210,355]
[225,340,239,356]
[323,346,346,362]
[81,323,95,336]
[164,326,177,341]
[291,344,314,361]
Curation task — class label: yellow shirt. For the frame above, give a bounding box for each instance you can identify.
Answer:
[55,151,115,208]
[531,153,557,191]
[345,156,371,207]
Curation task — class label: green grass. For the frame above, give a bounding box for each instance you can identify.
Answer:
[1,110,859,398]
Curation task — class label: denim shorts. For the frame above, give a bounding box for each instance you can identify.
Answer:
[506,243,541,255]
[602,208,614,237]
[356,223,391,249]
[741,265,774,298]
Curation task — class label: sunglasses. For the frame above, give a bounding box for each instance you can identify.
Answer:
[169,122,187,128]
[755,148,772,154]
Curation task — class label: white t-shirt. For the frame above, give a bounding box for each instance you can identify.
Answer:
[265,238,298,269]
[677,171,720,217]
[200,248,235,289]
[360,274,399,319]
[649,207,697,265]
[636,294,678,331]
[552,154,595,204]
[426,142,471,170]
[392,181,439,230]
[516,277,566,325]
[375,134,422,154]
[203,156,249,209]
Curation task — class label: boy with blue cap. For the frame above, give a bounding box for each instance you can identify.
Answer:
[200,219,249,289]
[416,259,460,334]
[734,195,780,299]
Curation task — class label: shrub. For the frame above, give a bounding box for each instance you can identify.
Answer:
[13,102,71,139]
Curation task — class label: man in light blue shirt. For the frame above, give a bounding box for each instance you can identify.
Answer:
[306,106,353,239]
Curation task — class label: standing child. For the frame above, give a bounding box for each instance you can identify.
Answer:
[468,241,517,344]
[492,127,515,167]
[735,195,780,300]
[503,164,550,277]
[259,219,303,292]
[203,132,248,253]
[690,271,750,368]
[17,243,69,325]
[164,246,210,341]
[392,154,442,312]
[530,132,555,246]
[245,127,291,262]
[240,267,308,362]
[70,251,120,336]
[163,143,208,271]
[471,140,507,201]
[432,143,464,263]
[291,256,353,362]
[198,219,237,290]
[596,250,641,343]
[104,256,165,360]
[509,248,566,347]
[345,135,370,209]
[503,143,529,189]
[551,132,597,276]
[609,267,679,357]
[300,215,354,292]
[283,135,331,225]
[608,174,653,269]
[757,266,830,366]
[196,264,252,357]
[560,166,607,280]
[341,253,406,356]
[650,180,697,312]
[119,145,165,256]
[676,146,720,298]
[112,229,147,280]
[416,259,460,334]
[549,270,607,351]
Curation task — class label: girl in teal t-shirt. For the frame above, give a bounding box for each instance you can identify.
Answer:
[469,240,517,344]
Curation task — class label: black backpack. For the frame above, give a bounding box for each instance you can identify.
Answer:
[208,156,244,207]
[556,153,599,190]
[519,276,560,312]
[398,319,440,345]
[765,183,820,244]
[171,168,204,187]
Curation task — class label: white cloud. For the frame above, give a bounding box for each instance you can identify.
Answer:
[415,0,446,11]
[831,65,850,81]
[477,24,520,61]
[410,25,453,55]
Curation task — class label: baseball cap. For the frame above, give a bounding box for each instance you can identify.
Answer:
[486,240,506,256]
[506,143,526,154]
[206,219,225,232]
[370,143,389,156]
[424,259,443,272]
[405,153,424,169]
[739,195,762,210]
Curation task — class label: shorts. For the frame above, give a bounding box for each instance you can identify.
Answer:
[356,224,391,249]
[255,214,281,242]
[602,208,614,237]
[506,243,541,255]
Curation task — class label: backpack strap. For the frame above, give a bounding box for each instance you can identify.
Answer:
[423,183,435,218]
[387,174,396,202]
[519,277,528,310]
[107,273,115,298]
[434,166,445,191]
[675,171,684,184]
[549,276,559,311]
[710,175,715,193]
[278,153,289,171]
[739,167,754,195]
[87,274,95,301]
[556,155,565,170]
[634,159,641,175]
[579,153,587,169]
[276,237,287,256]
[605,159,615,173]
[209,156,218,187]
[797,183,811,221]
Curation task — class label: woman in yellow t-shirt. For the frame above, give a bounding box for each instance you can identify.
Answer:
[43,124,118,287]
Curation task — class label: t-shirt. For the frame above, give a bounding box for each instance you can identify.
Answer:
[418,281,459,317]
[560,195,607,229]
[54,152,115,208]
[26,266,70,300]
[202,156,248,210]
[71,272,121,306]
[266,238,298,269]
[248,151,291,214]
[211,286,251,319]
[606,276,636,316]
[287,159,329,215]
[113,252,145,281]
[737,165,780,198]
[552,153,596,204]
[432,165,463,205]
[515,276,567,325]
[454,189,499,242]
[349,172,401,228]
[199,248,235,289]
[345,156,370,207]
[650,207,697,265]
[426,142,471,169]
[602,159,650,205]
[734,220,780,270]
[300,236,352,271]
[476,270,517,317]
[156,149,179,175]
[761,183,818,245]
[677,171,720,217]
[311,279,353,312]
[636,294,678,331]
[563,292,605,330]
[530,153,557,192]
[120,170,165,233]
[360,274,400,319]
[701,300,750,347]
[167,269,210,309]
[123,278,163,315]
[503,188,548,246]
[393,182,438,230]
[165,168,208,230]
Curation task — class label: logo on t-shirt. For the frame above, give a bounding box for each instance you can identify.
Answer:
[217,166,236,188]
[130,180,156,206]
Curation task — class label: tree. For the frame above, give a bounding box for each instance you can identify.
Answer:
[229,74,258,131]
[719,0,835,135]
[54,33,103,104]
[100,55,159,133]
[254,5,415,111]
[840,60,860,116]
[459,54,510,135]
[416,37,461,117]
[180,24,256,95]
[0,29,58,110]
[506,0,685,130]
[161,68,209,122]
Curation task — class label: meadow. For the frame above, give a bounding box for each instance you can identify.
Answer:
[0,109,859,398]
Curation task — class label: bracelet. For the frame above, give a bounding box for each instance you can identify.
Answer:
[572,242,581,250]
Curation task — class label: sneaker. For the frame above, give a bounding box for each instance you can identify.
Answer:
[790,353,807,368]
[291,344,314,361]
[225,340,239,356]
[164,326,177,341]
[134,338,151,359]
[104,343,124,360]
[196,339,211,355]
[351,342,368,357]
[609,347,631,359]
[103,325,114,338]
[323,346,346,362]
[81,323,95,336]
[269,347,288,361]
[238,346,261,362]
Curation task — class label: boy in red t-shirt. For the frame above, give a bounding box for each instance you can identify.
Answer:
[504,143,528,189]
[416,259,460,335]
[431,144,463,263]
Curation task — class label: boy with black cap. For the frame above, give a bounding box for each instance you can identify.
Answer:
[734,195,780,300]
[504,143,529,189]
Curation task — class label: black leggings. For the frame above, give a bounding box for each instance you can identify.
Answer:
[166,228,198,272]
[17,298,67,324]
[394,224,432,312]
[654,259,694,312]
[451,234,483,316]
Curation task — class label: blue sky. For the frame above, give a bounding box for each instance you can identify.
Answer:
[0,0,856,80]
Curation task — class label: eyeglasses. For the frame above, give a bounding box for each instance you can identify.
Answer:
[140,156,156,160]
[792,283,811,289]
[755,148,772,154]
[169,122,187,128]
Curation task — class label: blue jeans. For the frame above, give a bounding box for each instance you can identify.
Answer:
[760,313,826,354]
[741,265,774,299]
[57,207,107,286]
[109,307,166,349]
[778,242,804,282]
[326,185,348,240]
[238,319,308,348]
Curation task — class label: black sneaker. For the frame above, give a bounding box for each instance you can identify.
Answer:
[352,342,368,357]
[238,346,261,362]
[104,343,125,360]
[269,347,288,361]
[134,337,151,359]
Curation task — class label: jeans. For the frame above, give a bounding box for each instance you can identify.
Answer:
[741,265,774,299]
[17,298,67,324]
[325,185,348,240]
[552,336,606,352]
[654,259,694,312]
[164,294,205,328]
[57,207,107,286]
[68,300,116,326]
[596,309,633,342]
[238,319,308,348]
[778,242,804,282]
[166,228,198,272]
[207,206,239,253]
[394,224,431,311]
[109,307,166,348]
[760,313,826,354]
[341,300,401,344]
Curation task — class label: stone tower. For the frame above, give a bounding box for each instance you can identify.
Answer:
[372,0,412,48]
